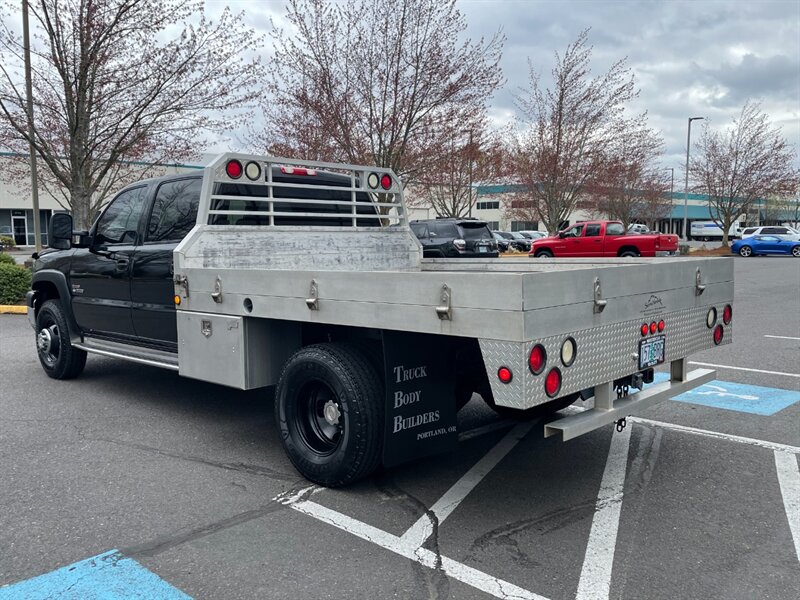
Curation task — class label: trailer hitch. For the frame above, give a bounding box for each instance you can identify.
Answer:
[615,417,627,432]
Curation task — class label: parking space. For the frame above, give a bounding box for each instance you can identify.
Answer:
[1,256,798,599]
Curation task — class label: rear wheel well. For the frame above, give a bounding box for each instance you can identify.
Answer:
[617,246,640,257]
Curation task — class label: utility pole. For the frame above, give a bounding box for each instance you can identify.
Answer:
[665,167,674,233]
[467,129,474,218]
[22,0,42,251]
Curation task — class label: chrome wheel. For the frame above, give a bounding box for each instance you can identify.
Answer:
[792,246,800,257]
[36,322,61,368]
[739,246,752,257]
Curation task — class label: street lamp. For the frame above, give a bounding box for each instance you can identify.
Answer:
[664,167,674,233]
[683,117,705,240]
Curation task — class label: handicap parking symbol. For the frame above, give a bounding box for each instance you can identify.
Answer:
[652,372,800,415]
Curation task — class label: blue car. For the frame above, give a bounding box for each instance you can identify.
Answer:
[731,235,800,257]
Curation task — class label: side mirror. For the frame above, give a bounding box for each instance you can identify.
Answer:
[49,213,73,250]
[558,231,567,238]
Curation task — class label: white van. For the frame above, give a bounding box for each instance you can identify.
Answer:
[690,220,741,241]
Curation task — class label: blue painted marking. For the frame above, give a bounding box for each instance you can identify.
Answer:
[649,373,800,415]
[0,550,192,600]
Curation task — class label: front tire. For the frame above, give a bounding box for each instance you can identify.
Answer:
[35,300,86,379]
[534,249,553,258]
[275,343,383,487]
[792,246,800,257]
[739,245,752,257]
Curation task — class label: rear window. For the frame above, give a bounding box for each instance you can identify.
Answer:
[606,223,625,235]
[210,172,379,227]
[429,222,459,237]
[459,223,492,240]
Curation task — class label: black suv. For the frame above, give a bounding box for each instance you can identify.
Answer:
[410,218,498,258]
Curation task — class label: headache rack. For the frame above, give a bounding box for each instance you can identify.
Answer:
[196,154,410,229]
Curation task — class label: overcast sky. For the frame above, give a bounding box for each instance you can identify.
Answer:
[208,0,799,174]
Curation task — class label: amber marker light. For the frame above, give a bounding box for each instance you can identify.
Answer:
[173,295,181,306]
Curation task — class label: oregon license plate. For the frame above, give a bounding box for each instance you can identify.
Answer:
[639,335,666,369]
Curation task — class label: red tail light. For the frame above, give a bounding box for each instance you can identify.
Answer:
[640,324,649,337]
[545,368,562,397]
[225,159,243,179]
[658,320,665,332]
[529,344,546,375]
[713,325,724,345]
[380,174,392,190]
[498,367,513,384]
[723,305,732,324]
[650,322,657,334]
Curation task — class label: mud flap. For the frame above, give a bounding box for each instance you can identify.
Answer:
[381,331,458,468]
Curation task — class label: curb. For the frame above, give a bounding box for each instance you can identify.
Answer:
[0,305,26,314]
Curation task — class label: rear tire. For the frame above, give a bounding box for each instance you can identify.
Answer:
[534,249,553,258]
[739,245,752,257]
[35,300,86,379]
[619,250,639,257]
[275,343,383,487]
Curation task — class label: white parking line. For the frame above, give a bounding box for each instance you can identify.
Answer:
[576,427,632,600]
[689,362,800,379]
[630,417,800,455]
[764,335,800,341]
[401,421,534,549]
[288,499,549,600]
[774,452,800,564]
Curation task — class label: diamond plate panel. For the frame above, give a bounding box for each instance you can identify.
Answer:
[480,305,732,409]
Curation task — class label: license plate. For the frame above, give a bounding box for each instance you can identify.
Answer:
[479,246,487,253]
[639,335,665,369]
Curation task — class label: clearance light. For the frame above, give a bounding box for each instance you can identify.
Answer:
[498,367,513,384]
[367,173,380,189]
[279,166,317,176]
[244,161,261,181]
[723,304,733,324]
[225,159,243,179]
[658,320,665,332]
[173,295,181,306]
[380,174,392,190]
[706,307,717,328]
[544,368,562,397]
[713,324,724,345]
[640,324,649,337]
[560,338,576,367]
[529,344,546,375]
[650,322,657,334]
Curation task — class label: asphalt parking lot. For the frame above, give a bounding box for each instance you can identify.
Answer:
[1,256,798,600]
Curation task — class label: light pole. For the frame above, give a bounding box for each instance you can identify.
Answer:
[665,167,674,233]
[466,129,474,218]
[683,117,704,240]
[22,0,42,251]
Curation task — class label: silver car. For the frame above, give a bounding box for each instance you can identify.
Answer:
[740,225,800,241]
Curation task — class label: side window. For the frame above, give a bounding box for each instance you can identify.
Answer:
[147,178,202,242]
[606,223,625,235]
[410,223,429,238]
[565,224,583,237]
[95,187,147,245]
[742,228,756,235]
[762,227,782,235]
[585,224,601,237]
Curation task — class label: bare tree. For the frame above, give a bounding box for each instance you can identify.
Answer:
[256,0,504,197]
[508,29,637,234]
[588,115,670,230]
[690,101,800,245]
[411,124,507,218]
[0,0,263,228]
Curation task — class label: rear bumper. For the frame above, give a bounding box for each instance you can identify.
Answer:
[656,250,678,256]
[544,367,715,440]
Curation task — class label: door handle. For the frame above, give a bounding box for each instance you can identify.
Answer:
[115,257,129,270]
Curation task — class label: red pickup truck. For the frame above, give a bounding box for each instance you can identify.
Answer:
[529,221,679,258]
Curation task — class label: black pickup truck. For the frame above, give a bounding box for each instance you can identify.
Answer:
[27,167,379,380]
